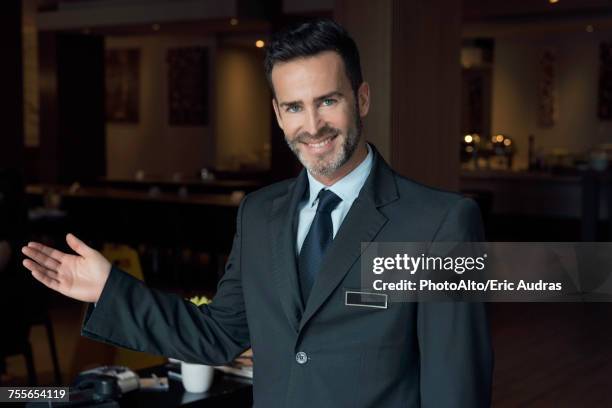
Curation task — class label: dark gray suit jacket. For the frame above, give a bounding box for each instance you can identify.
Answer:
[82,147,493,407]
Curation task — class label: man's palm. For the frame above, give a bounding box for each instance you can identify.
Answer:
[22,233,111,303]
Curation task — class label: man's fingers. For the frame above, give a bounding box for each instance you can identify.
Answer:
[23,259,60,280]
[66,233,93,257]
[26,241,66,263]
[31,270,61,291]
[22,246,61,270]
[23,259,61,290]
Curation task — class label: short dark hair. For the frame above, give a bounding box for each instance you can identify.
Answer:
[264,19,363,98]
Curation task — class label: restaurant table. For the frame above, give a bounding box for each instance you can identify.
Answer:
[461,169,612,241]
[121,363,253,407]
[96,177,265,195]
[24,363,253,407]
[25,184,242,208]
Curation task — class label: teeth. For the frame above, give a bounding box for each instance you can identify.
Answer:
[308,137,333,148]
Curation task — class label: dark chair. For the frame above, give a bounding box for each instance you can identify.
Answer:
[31,311,63,385]
[2,338,37,386]
[0,315,62,386]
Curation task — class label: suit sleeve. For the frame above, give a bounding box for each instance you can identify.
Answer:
[417,197,494,407]
[81,197,251,365]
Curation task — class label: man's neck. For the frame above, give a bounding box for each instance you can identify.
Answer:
[311,142,369,186]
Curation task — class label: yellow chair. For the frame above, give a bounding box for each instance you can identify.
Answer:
[102,244,145,281]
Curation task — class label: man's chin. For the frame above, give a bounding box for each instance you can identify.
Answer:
[302,156,345,178]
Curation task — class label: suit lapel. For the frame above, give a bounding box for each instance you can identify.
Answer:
[299,147,399,331]
[269,170,308,333]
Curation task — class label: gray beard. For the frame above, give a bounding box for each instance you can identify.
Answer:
[286,106,362,177]
[304,128,359,177]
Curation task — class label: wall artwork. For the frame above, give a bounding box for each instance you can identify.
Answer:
[167,46,209,126]
[537,49,557,128]
[105,48,140,123]
[598,42,612,120]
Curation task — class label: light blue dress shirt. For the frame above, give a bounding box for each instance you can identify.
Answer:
[296,144,373,255]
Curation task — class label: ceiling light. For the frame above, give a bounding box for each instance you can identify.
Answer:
[255,40,265,48]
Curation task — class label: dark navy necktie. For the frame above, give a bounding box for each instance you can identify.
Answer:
[298,189,342,304]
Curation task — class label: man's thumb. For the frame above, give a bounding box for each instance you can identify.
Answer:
[66,233,91,256]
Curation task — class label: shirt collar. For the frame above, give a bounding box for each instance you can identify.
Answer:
[305,143,373,208]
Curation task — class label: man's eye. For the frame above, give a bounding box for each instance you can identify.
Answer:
[286,105,301,113]
[322,98,336,107]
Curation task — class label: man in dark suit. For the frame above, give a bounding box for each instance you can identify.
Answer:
[22,19,492,407]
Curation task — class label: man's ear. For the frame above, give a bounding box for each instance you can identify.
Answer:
[272,98,284,131]
[357,82,370,117]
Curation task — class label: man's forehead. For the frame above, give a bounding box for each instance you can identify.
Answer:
[271,51,348,100]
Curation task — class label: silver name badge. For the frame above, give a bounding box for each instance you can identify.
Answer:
[345,290,388,309]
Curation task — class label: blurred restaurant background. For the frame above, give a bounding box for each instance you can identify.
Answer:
[1,0,612,406]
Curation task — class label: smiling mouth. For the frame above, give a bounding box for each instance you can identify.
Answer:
[302,133,338,149]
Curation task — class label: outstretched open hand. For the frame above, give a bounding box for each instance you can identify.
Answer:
[22,233,111,303]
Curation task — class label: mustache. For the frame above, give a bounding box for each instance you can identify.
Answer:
[295,125,340,144]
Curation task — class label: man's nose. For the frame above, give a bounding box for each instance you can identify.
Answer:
[303,108,322,137]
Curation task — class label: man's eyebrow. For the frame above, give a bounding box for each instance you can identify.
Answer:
[314,91,344,103]
[278,91,344,108]
[278,100,303,108]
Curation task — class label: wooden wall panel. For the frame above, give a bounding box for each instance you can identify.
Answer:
[390,0,462,191]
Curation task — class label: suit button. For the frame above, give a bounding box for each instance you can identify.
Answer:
[295,351,308,364]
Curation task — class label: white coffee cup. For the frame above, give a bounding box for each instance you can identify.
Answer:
[181,362,214,393]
